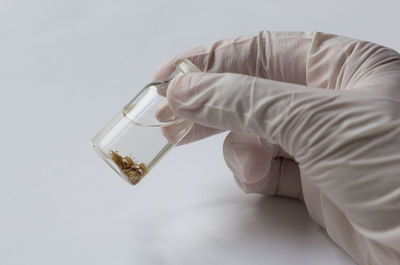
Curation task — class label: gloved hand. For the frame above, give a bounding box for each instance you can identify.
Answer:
[153,31,400,265]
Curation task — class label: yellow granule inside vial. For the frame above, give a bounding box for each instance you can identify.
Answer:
[108,150,148,185]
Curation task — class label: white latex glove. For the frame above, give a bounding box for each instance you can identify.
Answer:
[153,31,400,265]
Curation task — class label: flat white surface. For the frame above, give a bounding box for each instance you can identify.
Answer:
[1,0,399,264]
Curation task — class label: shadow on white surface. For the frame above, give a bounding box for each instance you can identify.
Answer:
[147,195,356,265]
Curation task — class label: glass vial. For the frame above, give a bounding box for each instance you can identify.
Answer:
[91,59,201,185]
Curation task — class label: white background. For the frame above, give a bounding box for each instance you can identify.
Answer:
[1,0,399,264]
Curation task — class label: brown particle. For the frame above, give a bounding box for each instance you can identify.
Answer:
[108,150,148,185]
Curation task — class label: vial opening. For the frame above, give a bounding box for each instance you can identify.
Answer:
[122,82,183,128]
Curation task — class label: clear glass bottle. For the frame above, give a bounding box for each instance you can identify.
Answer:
[91,59,200,185]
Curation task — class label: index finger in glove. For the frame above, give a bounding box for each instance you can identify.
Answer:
[153,31,313,145]
[153,31,313,93]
